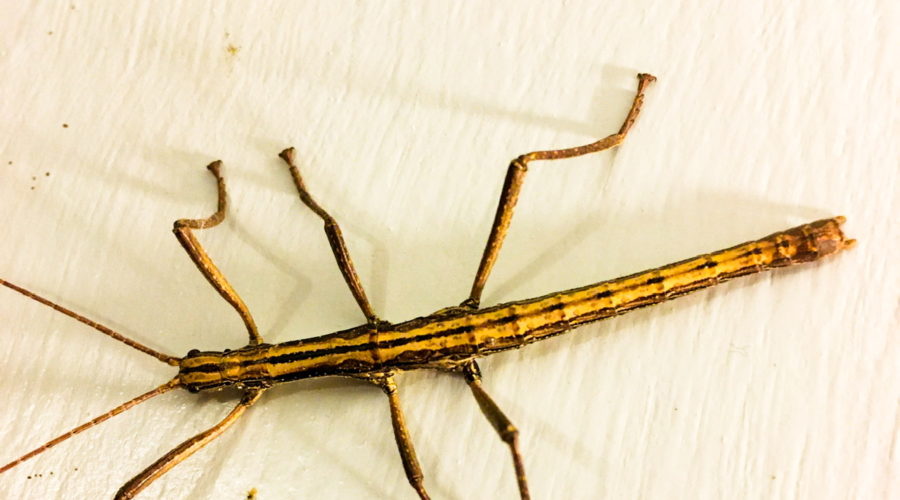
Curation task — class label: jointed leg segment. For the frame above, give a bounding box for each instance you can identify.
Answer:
[461,361,530,499]
[172,161,263,345]
[368,374,430,500]
[454,73,656,489]
[115,388,265,499]
[464,73,656,308]
[279,147,378,324]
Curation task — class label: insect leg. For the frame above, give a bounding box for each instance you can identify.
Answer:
[369,374,430,500]
[278,147,378,323]
[172,161,263,344]
[115,388,264,500]
[460,361,530,499]
[464,73,656,308]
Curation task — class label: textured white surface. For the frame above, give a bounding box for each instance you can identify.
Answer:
[0,2,896,499]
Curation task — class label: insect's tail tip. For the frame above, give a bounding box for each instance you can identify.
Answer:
[831,216,856,249]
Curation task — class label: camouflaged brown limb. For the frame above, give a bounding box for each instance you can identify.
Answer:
[462,361,530,500]
[279,147,378,324]
[368,374,430,500]
[464,73,656,308]
[115,388,265,500]
[172,161,263,345]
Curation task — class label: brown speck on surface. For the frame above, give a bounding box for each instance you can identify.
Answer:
[45,172,50,176]
[31,176,36,181]
[27,475,32,480]
[62,123,69,128]
[30,186,35,190]
[48,31,53,35]
[226,44,240,56]
[247,487,258,499]
[7,161,11,165]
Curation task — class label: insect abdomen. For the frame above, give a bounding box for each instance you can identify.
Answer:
[471,217,853,351]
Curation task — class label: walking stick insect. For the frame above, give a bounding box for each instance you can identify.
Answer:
[0,73,855,499]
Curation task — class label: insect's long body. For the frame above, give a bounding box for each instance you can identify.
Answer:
[1,74,857,499]
[179,217,851,393]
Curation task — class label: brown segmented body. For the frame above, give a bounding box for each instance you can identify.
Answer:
[178,216,854,392]
[0,73,857,500]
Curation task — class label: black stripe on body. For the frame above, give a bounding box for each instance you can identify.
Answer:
[184,258,773,384]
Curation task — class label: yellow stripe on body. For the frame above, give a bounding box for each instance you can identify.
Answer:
[261,225,819,371]
[464,236,790,349]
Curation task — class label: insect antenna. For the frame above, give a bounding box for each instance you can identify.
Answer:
[0,378,181,473]
[0,278,181,365]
